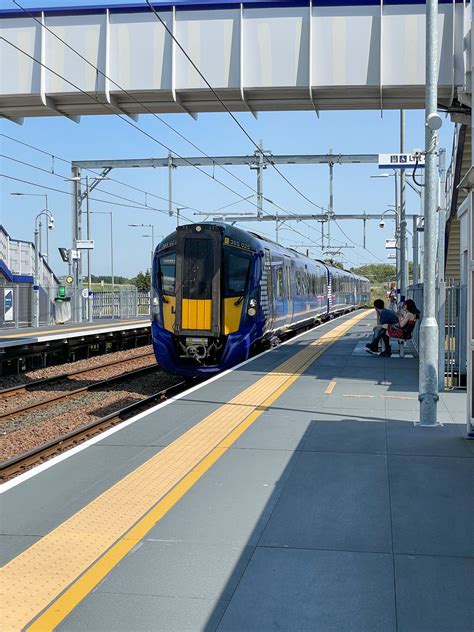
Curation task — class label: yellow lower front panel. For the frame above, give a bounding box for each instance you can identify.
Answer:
[181,299,212,331]
[162,295,176,332]
[222,297,243,334]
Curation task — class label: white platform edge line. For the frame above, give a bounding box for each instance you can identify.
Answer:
[1,311,366,493]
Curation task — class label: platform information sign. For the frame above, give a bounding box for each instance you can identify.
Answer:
[378,153,425,169]
[4,287,13,322]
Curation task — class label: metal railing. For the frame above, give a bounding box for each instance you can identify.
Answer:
[0,287,151,329]
[82,289,151,321]
[408,281,467,388]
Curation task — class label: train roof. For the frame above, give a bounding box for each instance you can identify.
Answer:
[156,222,369,283]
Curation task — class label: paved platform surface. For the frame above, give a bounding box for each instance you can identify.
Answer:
[0,318,150,349]
[1,311,472,631]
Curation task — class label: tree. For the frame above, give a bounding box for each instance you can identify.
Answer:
[132,270,151,292]
[350,264,395,283]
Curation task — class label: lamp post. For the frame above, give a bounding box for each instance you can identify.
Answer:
[128,223,155,274]
[67,174,108,322]
[33,209,55,327]
[90,211,115,318]
[370,172,403,293]
[11,193,50,261]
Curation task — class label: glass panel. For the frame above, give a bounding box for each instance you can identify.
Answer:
[183,238,213,299]
[224,249,251,298]
[158,252,176,295]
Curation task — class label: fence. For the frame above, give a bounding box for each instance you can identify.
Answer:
[0,284,59,328]
[82,289,151,321]
[0,287,151,329]
[408,281,467,388]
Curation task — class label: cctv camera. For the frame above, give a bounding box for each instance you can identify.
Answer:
[48,221,54,230]
[379,220,385,229]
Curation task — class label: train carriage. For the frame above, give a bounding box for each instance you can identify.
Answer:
[152,223,369,376]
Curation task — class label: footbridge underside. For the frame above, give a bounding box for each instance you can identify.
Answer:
[0,0,469,121]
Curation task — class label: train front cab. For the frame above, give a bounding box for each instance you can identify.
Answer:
[153,224,261,375]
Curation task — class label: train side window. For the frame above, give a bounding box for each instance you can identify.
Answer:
[264,250,274,303]
[158,252,176,295]
[224,250,252,297]
[276,267,283,297]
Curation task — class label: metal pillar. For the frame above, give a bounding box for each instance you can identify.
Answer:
[168,152,174,219]
[71,165,82,323]
[437,148,446,392]
[110,213,115,318]
[400,110,407,300]
[394,170,400,293]
[412,216,419,285]
[33,226,40,328]
[86,176,93,323]
[419,173,425,282]
[327,152,334,250]
[418,0,440,426]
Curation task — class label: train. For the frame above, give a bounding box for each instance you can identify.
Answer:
[151,223,370,376]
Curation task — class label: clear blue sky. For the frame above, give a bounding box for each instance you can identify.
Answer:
[0,0,455,279]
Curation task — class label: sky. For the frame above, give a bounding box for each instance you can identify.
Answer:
[0,0,456,280]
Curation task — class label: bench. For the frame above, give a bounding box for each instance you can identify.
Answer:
[387,320,417,357]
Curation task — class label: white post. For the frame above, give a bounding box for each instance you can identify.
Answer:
[418,0,440,426]
[437,148,446,391]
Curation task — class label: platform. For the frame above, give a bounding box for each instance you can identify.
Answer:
[1,311,472,631]
[0,318,150,349]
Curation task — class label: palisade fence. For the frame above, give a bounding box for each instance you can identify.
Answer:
[408,281,467,388]
[82,289,151,320]
[0,287,151,328]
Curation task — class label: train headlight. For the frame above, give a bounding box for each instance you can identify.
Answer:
[247,299,257,317]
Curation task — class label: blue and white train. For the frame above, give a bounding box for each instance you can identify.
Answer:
[151,223,369,376]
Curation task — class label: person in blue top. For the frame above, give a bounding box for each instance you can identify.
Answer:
[366,299,399,356]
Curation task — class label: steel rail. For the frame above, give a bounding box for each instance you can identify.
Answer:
[0,364,159,420]
[0,380,189,481]
[0,351,155,398]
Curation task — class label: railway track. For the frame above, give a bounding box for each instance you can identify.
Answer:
[0,351,155,399]
[0,380,190,482]
[0,364,160,421]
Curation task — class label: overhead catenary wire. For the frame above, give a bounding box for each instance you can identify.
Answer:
[145,0,328,216]
[2,14,325,243]
[1,37,324,248]
[333,219,387,264]
[0,173,191,223]
[0,37,276,219]
[11,0,262,202]
[2,15,355,256]
[1,133,198,210]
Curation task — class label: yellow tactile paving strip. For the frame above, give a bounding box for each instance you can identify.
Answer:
[0,320,149,340]
[1,310,368,631]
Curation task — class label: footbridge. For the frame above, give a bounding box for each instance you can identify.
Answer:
[0,0,469,121]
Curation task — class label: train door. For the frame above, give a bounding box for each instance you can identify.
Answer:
[284,257,293,325]
[262,249,275,332]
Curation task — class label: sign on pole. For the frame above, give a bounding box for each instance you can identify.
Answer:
[387,254,396,260]
[385,239,397,249]
[378,153,425,169]
[76,240,95,250]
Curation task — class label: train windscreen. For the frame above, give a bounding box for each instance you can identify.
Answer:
[183,238,214,299]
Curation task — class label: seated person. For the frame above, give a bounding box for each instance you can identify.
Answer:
[380,299,420,356]
[366,299,399,355]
